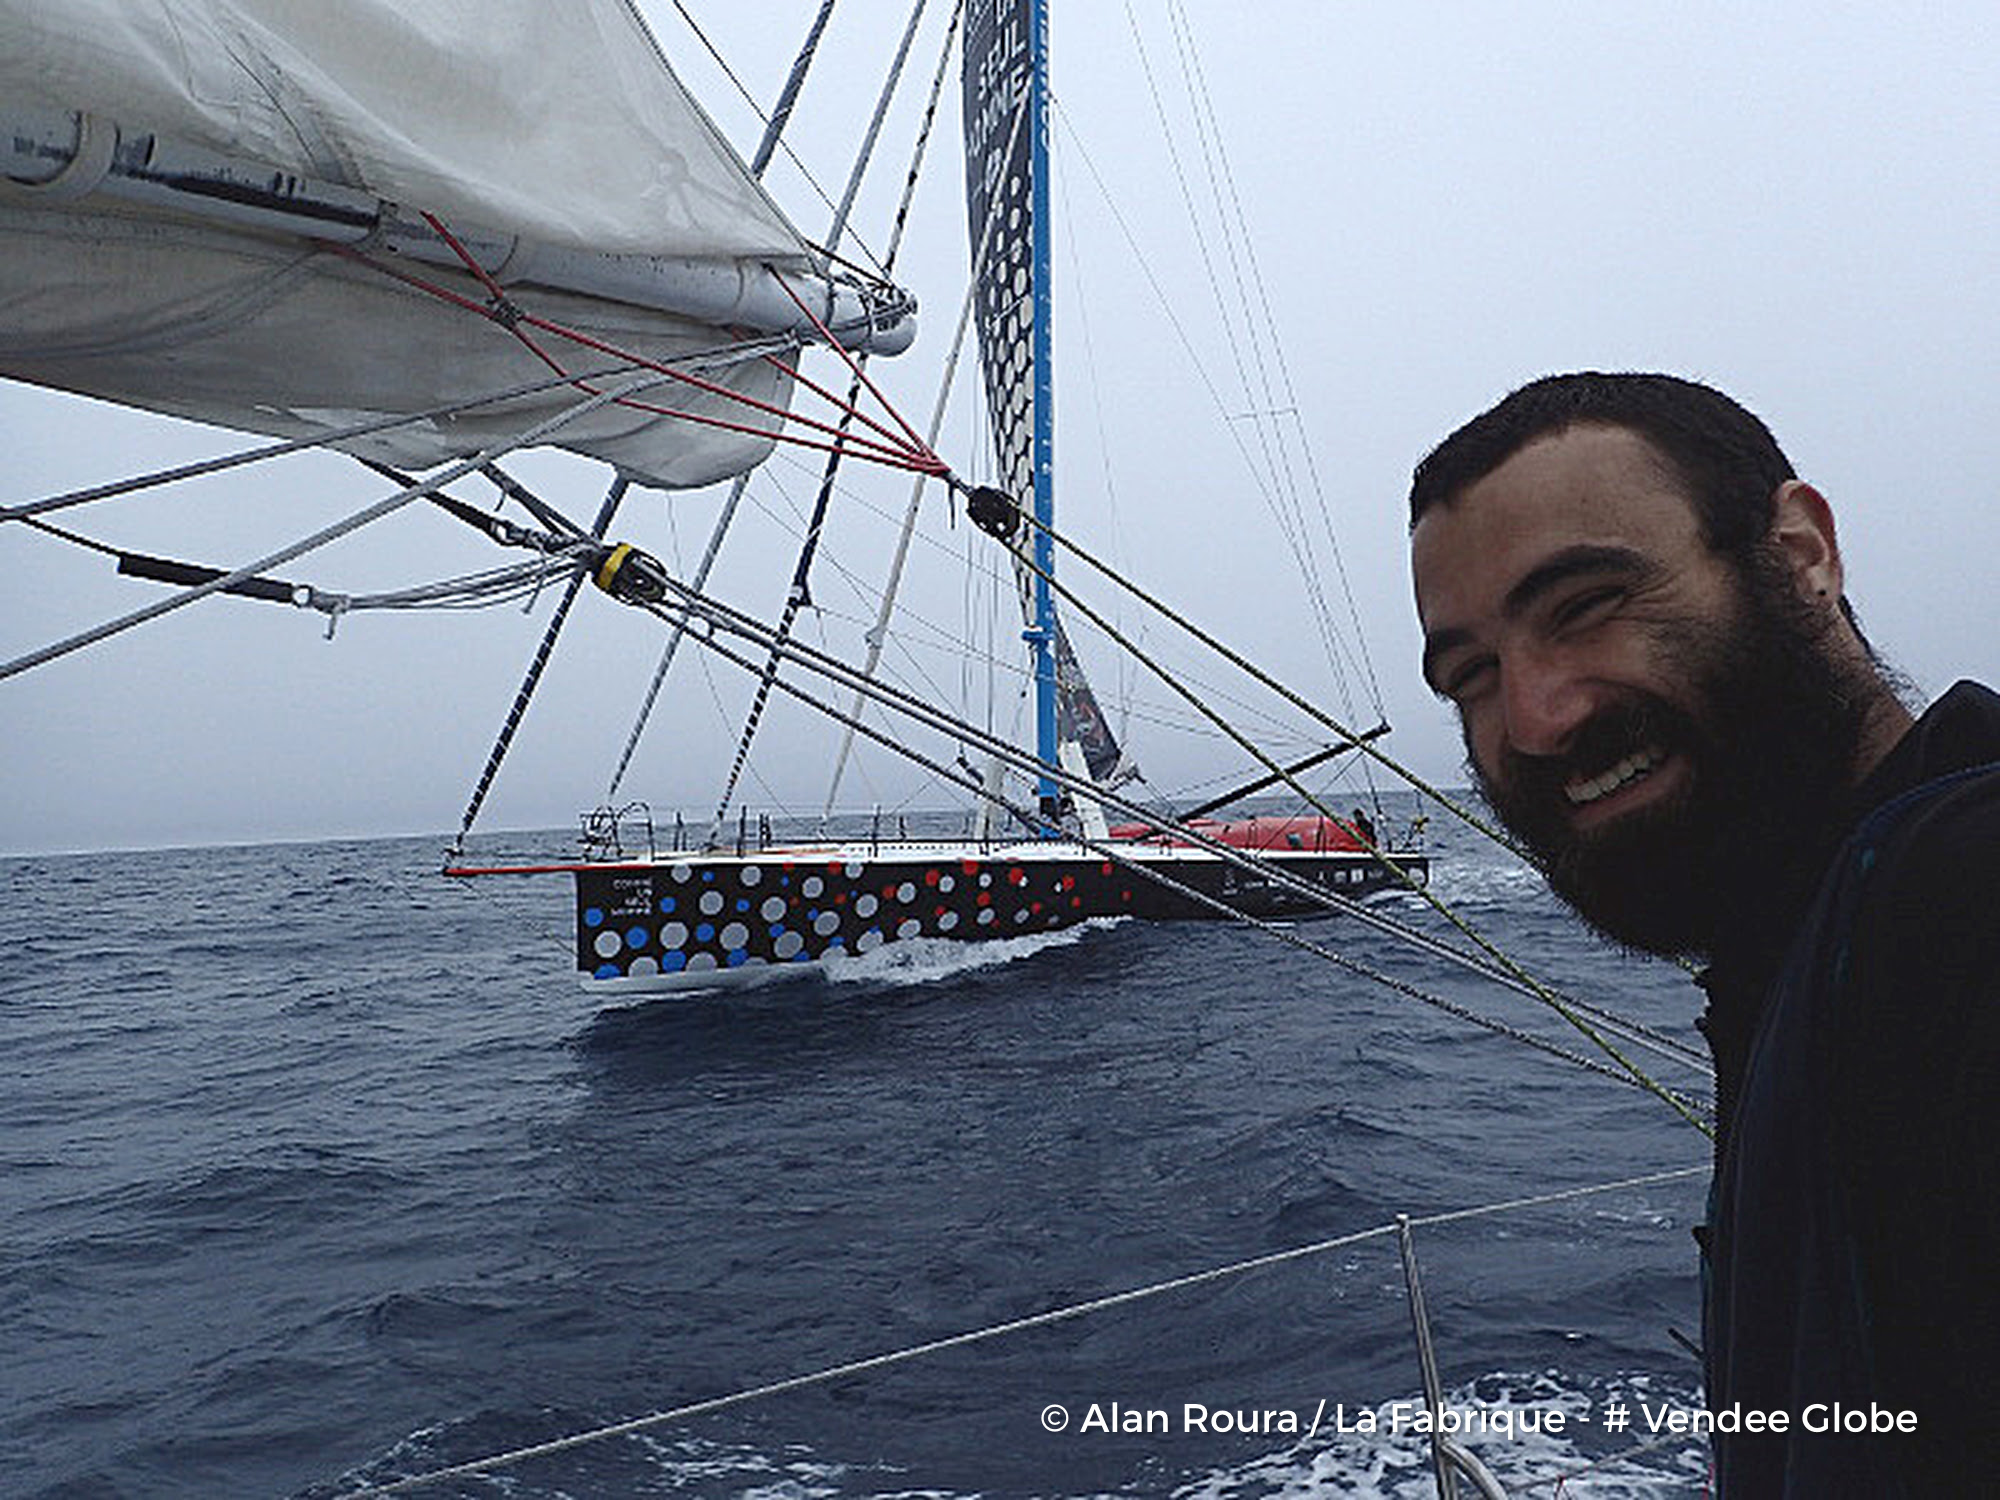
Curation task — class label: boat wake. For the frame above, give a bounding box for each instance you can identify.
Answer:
[818,916,1124,989]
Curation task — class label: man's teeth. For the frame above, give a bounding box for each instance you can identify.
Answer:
[1565,749,1663,806]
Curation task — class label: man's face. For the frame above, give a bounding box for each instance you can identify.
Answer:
[1410,424,1867,953]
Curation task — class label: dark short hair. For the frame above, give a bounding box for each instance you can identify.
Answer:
[1407,372,1796,560]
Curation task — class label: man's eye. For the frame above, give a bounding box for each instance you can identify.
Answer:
[1555,588,1623,628]
[1442,658,1495,703]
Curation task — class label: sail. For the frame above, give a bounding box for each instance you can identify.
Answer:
[0,0,909,488]
[961,0,1133,792]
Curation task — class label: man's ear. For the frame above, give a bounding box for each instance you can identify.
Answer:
[1768,480,1844,605]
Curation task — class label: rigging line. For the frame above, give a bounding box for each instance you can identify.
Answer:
[822,214,981,810]
[822,0,930,260]
[989,514,1714,1127]
[1157,2,1359,716]
[604,0,869,809]
[641,574,1711,1084]
[0,373,670,686]
[748,0,837,179]
[657,599,1704,1091]
[0,364,655,525]
[658,0,864,268]
[358,232,938,476]
[1023,498,1523,855]
[1165,1,1382,718]
[603,475,751,804]
[701,11,960,835]
[1047,98,1349,686]
[21,498,578,619]
[338,1161,1708,1496]
[450,474,631,855]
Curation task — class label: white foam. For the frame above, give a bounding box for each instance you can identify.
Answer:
[820,917,1121,990]
[1174,1372,1708,1500]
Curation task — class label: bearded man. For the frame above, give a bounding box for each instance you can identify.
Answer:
[1407,372,2000,1496]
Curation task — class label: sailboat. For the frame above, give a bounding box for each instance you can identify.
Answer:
[0,0,1426,992]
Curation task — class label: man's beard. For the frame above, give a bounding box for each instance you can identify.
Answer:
[1473,553,1881,956]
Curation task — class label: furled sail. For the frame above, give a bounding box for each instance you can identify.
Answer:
[960,0,1135,790]
[0,0,914,488]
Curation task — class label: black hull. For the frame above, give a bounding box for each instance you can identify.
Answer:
[571,839,1427,990]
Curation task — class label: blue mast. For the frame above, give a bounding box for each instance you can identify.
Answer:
[1027,0,1060,830]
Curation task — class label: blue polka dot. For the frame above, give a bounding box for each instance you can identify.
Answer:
[663,951,687,972]
[770,924,787,938]
[736,898,751,913]
[702,870,715,883]
[593,962,619,978]
[584,907,605,927]
[658,896,677,914]
[626,925,649,948]
[696,922,715,942]
[727,950,748,966]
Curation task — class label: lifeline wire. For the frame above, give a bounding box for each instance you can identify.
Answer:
[334,1164,1707,1496]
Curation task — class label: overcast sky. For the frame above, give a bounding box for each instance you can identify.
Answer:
[5,1,1998,855]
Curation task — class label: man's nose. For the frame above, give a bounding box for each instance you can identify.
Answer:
[1500,651,1594,759]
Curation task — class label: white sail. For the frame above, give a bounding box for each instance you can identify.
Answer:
[0,0,912,487]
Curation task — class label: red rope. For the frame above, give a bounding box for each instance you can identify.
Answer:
[326,220,949,480]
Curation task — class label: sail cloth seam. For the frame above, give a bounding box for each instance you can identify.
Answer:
[332,1165,1707,1496]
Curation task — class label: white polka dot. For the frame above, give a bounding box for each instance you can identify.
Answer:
[855,894,878,918]
[719,922,749,950]
[803,876,825,898]
[761,896,787,922]
[896,918,921,939]
[661,922,688,949]
[814,911,840,937]
[740,865,762,887]
[699,891,724,916]
[896,882,917,903]
[774,931,804,959]
[594,931,623,957]
[939,911,959,931]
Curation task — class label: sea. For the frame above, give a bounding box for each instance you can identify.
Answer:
[4,793,1719,1498]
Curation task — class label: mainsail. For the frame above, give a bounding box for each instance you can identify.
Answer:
[959,0,1134,794]
[0,0,914,488]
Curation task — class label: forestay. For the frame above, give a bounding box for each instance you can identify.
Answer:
[0,0,909,487]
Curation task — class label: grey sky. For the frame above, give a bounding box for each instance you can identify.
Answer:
[5,2,1997,854]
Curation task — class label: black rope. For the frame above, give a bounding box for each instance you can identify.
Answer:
[449,475,629,857]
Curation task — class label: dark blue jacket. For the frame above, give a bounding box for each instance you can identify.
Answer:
[1700,680,2000,1495]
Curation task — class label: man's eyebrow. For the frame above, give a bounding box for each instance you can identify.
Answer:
[1501,544,1654,618]
[1420,544,1655,694]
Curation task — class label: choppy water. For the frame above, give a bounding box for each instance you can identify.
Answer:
[4,798,1716,1497]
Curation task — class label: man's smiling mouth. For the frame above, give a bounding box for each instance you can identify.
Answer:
[1564,746,1665,807]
